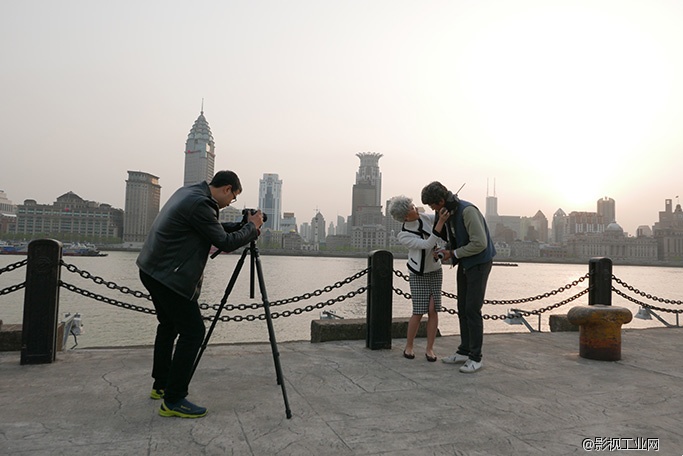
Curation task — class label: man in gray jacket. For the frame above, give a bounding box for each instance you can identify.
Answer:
[138,170,263,418]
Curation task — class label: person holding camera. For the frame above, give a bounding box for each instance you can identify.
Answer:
[389,195,450,362]
[421,181,496,374]
[137,170,263,418]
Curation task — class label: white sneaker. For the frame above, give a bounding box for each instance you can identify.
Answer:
[459,359,482,373]
[441,353,468,364]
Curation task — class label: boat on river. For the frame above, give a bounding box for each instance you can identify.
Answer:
[0,241,107,257]
[62,243,108,257]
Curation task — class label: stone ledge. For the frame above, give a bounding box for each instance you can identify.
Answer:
[310,317,441,343]
[0,322,22,351]
[549,314,579,332]
[0,322,68,352]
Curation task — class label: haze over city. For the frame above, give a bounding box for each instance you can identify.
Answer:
[2,1,683,235]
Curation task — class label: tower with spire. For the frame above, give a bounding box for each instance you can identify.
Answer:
[351,152,383,227]
[183,102,215,186]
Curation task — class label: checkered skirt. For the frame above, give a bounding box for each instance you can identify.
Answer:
[408,268,443,315]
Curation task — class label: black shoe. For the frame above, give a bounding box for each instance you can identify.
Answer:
[425,354,437,362]
[403,350,415,359]
[159,398,207,418]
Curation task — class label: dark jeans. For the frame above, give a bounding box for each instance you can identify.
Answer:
[455,260,492,363]
[139,270,206,403]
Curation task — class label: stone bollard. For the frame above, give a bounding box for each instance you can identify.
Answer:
[567,305,632,361]
[366,250,393,350]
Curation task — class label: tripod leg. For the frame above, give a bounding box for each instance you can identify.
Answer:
[190,247,249,382]
[251,245,292,419]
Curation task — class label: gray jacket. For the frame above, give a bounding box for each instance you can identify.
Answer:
[137,181,258,300]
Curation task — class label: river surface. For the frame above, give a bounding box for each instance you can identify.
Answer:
[1,252,681,348]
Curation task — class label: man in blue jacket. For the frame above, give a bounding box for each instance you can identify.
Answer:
[421,181,496,373]
[138,170,263,418]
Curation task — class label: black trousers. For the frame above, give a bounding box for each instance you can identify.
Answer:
[455,260,492,363]
[139,270,206,403]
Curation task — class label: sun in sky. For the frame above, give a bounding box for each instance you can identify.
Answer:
[408,2,681,215]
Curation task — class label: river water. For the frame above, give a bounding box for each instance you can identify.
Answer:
[1,252,681,348]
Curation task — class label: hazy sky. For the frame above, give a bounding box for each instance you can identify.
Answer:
[2,1,683,235]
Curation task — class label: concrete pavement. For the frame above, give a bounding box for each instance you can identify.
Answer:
[1,329,682,455]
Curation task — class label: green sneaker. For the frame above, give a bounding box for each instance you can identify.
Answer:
[159,398,207,418]
[150,388,165,400]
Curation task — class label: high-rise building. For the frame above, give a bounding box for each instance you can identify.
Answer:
[0,190,16,234]
[351,152,383,227]
[597,197,616,224]
[183,109,215,186]
[300,222,311,242]
[336,215,346,236]
[521,210,549,242]
[653,198,683,261]
[0,190,16,214]
[281,212,297,233]
[311,211,326,247]
[123,171,161,244]
[259,173,282,231]
[485,179,498,219]
[552,208,568,244]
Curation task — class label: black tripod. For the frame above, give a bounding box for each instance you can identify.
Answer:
[190,241,292,419]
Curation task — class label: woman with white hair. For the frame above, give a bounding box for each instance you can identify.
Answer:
[388,195,449,362]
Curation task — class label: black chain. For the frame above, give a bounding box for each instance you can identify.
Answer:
[0,282,26,297]
[484,273,589,305]
[0,259,29,298]
[440,288,590,320]
[30,263,683,322]
[60,281,157,314]
[207,286,367,322]
[0,259,28,276]
[612,287,683,314]
[61,261,153,300]
[58,263,369,321]
[393,270,589,306]
[267,268,369,307]
[612,275,683,306]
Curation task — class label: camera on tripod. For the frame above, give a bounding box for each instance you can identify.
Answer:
[241,208,267,226]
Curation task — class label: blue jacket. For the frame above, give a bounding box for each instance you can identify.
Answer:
[435,192,496,270]
[137,181,258,300]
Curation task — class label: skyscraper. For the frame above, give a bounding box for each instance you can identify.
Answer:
[259,173,282,231]
[183,109,215,186]
[597,197,616,224]
[485,179,498,219]
[124,171,161,243]
[351,152,383,227]
[311,211,326,247]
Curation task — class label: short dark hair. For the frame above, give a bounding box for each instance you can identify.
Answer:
[210,170,242,193]
[421,181,449,205]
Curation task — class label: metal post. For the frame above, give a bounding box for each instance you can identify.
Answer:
[588,257,612,305]
[21,239,62,365]
[366,250,393,350]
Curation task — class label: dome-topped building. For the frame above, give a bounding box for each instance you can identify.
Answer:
[605,221,624,235]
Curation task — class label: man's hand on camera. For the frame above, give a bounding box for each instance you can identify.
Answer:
[248,210,264,229]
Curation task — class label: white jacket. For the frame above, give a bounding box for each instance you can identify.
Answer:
[397,212,444,275]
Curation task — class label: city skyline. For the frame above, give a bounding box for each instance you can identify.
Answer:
[2,1,683,236]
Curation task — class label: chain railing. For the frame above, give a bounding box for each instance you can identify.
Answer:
[0,259,28,298]
[612,275,683,315]
[393,269,592,320]
[4,258,682,329]
[58,260,369,321]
